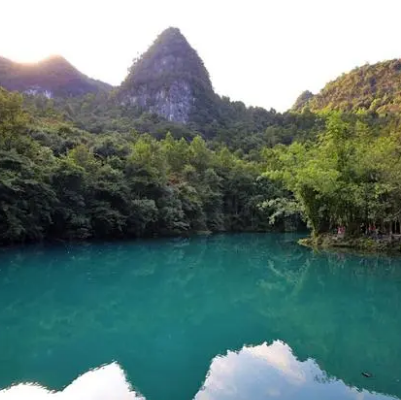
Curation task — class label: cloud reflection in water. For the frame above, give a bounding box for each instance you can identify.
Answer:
[0,363,144,400]
[196,341,397,400]
[0,341,397,400]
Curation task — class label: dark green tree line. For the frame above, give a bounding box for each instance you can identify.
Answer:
[0,87,300,245]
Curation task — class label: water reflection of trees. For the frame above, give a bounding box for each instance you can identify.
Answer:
[255,248,401,399]
[0,234,401,400]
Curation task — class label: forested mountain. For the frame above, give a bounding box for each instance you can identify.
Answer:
[0,87,303,245]
[1,27,401,249]
[0,28,321,147]
[0,55,112,97]
[119,27,219,126]
[294,59,401,115]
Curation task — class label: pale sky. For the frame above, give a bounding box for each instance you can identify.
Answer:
[1,0,400,111]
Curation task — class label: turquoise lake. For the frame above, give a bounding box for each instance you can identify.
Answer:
[0,233,401,399]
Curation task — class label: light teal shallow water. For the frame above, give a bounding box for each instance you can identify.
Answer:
[0,233,400,399]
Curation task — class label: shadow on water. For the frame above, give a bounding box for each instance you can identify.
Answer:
[0,233,400,399]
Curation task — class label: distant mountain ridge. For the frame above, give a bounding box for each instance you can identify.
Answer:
[0,55,112,97]
[0,28,222,126]
[3,29,401,125]
[293,59,401,114]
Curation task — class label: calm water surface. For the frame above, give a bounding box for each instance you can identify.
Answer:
[0,233,400,399]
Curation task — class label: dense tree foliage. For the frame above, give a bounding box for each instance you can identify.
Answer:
[266,112,401,238]
[3,44,401,249]
[22,90,325,153]
[0,87,303,245]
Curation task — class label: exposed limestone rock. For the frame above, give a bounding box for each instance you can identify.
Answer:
[127,80,194,123]
[120,27,217,125]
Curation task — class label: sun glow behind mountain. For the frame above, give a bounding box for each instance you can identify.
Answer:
[2,0,401,111]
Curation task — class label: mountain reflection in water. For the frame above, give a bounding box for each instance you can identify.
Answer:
[1,341,397,400]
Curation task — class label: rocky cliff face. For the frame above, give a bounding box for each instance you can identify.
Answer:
[120,27,218,125]
[127,76,194,124]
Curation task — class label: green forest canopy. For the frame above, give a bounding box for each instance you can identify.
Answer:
[0,87,304,244]
[293,59,401,115]
[1,76,401,245]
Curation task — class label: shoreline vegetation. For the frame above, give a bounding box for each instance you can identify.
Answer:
[264,111,401,256]
[2,84,401,254]
[299,233,401,254]
[2,28,401,254]
[0,85,305,246]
